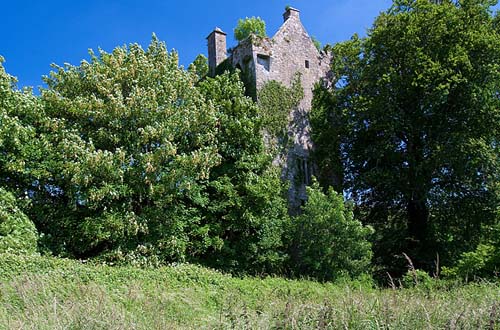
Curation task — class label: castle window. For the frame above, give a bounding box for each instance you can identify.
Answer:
[305,60,310,69]
[297,157,312,185]
[257,54,270,72]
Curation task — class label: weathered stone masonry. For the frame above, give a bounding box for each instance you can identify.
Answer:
[207,7,332,210]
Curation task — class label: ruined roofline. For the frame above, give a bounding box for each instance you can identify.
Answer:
[217,7,313,57]
[234,33,271,48]
[231,7,301,50]
[230,8,300,53]
[207,27,228,76]
[233,7,302,43]
[208,6,328,76]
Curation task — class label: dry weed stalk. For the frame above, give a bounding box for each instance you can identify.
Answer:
[403,252,418,286]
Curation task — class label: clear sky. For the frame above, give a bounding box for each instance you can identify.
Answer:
[1,0,394,89]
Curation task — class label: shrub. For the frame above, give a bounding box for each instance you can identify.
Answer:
[0,188,38,254]
[442,242,500,281]
[311,36,322,51]
[402,269,434,288]
[289,182,373,281]
[440,221,500,281]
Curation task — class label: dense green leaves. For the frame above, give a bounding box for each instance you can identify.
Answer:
[196,72,290,273]
[0,188,38,254]
[36,37,220,259]
[188,54,209,80]
[234,17,267,42]
[0,57,44,255]
[443,221,500,279]
[0,37,290,274]
[3,1,500,283]
[0,57,43,196]
[289,182,373,281]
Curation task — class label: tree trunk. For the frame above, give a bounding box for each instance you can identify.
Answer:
[407,197,429,267]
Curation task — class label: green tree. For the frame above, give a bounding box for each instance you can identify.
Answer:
[196,72,290,274]
[36,36,220,261]
[289,182,373,281]
[443,221,500,280]
[234,17,266,42]
[311,0,500,273]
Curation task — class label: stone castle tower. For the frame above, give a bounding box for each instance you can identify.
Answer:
[207,7,331,209]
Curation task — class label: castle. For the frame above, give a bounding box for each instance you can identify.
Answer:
[206,7,331,209]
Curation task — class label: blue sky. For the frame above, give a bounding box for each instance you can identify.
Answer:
[1,1,393,89]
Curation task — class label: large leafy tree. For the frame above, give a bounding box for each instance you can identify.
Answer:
[36,37,221,260]
[312,0,500,273]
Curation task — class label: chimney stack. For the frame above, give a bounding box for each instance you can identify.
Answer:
[207,27,227,76]
[283,7,300,22]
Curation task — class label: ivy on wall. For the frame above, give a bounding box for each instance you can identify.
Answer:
[258,73,304,139]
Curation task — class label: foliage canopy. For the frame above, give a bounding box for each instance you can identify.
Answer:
[234,17,267,42]
[6,36,289,274]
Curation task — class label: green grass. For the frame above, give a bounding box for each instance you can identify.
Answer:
[0,253,499,329]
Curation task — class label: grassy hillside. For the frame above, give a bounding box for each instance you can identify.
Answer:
[0,254,499,329]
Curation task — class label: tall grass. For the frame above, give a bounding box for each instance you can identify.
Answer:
[0,254,498,329]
